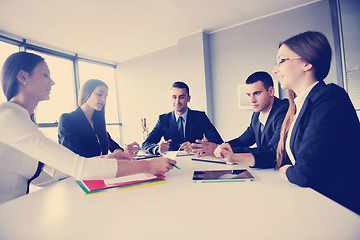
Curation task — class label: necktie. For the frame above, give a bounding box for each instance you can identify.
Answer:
[260,123,265,134]
[178,116,184,140]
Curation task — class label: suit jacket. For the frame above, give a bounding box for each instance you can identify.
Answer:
[58,107,122,158]
[227,97,289,168]
[142,108,223,154]
[285,81,360,214]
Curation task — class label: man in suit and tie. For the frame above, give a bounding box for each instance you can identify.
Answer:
[202,71,288,168]
[142,81,223,155]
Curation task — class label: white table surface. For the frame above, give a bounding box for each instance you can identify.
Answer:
[1,155,359,240]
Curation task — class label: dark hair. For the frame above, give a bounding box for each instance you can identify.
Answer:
[171,81,190,95]
[1,52,45,101]
[79,79,108,106]
[245,71,274,90]
[79,79,110,155]
[275,31,332,170]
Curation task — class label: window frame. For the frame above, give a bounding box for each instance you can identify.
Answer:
[0,34,122,131]
[329,0,360,111]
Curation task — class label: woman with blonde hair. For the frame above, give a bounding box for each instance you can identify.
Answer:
[273,31,360,214]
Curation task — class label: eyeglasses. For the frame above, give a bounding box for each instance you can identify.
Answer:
[275,56,302,67]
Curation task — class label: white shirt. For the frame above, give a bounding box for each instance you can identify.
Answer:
[0,102,117,204]
[286,81,319,165]
[258,109,270,134]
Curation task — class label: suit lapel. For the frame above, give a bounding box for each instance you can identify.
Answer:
[184,109,192,140]
[76,108,101,149]
[252,112,262,145]
[290,81,325,151]
[170,111,180,139]
[260,97,279,144]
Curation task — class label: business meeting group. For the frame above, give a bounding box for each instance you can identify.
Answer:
[0,30,360,220]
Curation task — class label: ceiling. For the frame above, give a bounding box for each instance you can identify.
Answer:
[0,0,319,63]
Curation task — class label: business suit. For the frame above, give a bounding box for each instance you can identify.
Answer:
[227,97,289,168]
[142,108,223,154]
[285,81,360,214]
[58,107,122,158]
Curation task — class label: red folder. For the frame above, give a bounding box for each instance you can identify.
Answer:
[81,175,165,192]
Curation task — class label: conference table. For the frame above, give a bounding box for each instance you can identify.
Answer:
[0,154,359,240]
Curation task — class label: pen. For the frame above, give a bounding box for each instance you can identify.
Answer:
[170,163,181,170]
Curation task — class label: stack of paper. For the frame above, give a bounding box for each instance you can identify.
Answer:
[76,173,166,195]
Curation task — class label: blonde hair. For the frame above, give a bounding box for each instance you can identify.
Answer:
[275,90,296,169]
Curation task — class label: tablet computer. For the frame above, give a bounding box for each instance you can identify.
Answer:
[192,169,254,183]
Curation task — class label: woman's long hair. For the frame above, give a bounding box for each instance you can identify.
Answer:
[275,31,332,169]
[79,79,110,155]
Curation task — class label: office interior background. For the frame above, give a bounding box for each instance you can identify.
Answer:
[0,0,359,147]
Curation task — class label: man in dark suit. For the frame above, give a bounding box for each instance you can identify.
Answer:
[142,81,223,155]
[212,71,289,168]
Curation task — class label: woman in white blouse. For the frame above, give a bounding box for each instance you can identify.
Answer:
[0,52,176,204]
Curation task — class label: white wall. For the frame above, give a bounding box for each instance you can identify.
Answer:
[116,0,338,146]
[117,32,215,146]
[116,46,179,145]
[209,0,336,141]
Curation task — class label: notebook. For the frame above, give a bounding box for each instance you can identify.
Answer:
[192,169,254,183]
[76,178,166,195]
[80,174,165,192]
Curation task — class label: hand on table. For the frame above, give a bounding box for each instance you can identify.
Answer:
[157,139,172,154]
[146,157,177,176]
[105,150,135,161]
[214,143,234,162]
[124,142,140,157]
[180,141,192,153]
[191,140,218,157]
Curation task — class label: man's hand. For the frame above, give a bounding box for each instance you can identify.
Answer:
[180,141,192,153]
[214,143,233,159]
[191,140,218,157]
[124,142,140,157]
[157,139,172,154]
[105,151,135,161]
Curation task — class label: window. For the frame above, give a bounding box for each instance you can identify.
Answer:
[0,42,19,102]
[28,50,77,123]
[26,50,76,141]
[0,36,121,144]
[78,60,121,144]
[331,0,360,110]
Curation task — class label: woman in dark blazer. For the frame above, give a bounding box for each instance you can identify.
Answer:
[58,79,140,158]
[273,31,360,214]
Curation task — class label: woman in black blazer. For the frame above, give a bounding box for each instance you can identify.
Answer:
[58,79,140,158]
[273,31,360,214]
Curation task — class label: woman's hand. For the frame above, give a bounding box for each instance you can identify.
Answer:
[279,164,291,174]
[214,143,233,159]
[221,146,235,163]
[145,157,177,176]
